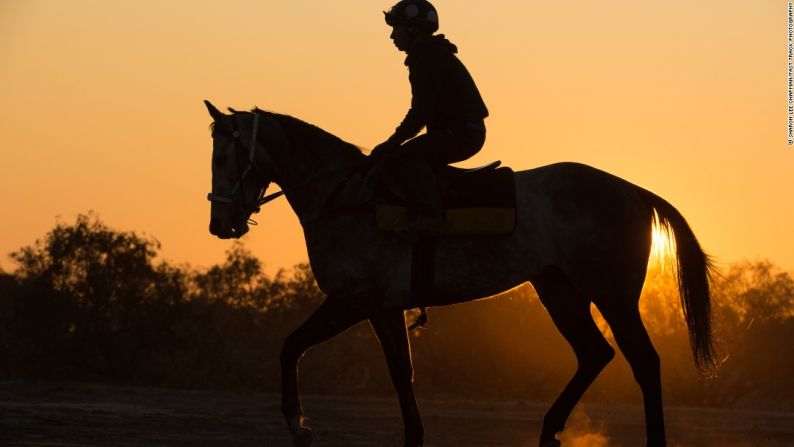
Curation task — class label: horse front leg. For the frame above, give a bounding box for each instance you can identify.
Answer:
[370,310,424,447]
[280,298,370,447]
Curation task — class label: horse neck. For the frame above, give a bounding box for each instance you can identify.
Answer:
[267,114,364,223]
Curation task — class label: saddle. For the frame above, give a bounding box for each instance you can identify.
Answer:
[373,161,516,236]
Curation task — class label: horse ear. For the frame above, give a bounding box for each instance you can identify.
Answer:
[204,100,224,121]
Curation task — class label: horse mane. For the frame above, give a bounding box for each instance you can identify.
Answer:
[250,108,364,160]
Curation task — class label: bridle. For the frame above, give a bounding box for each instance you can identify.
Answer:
[207,112,284,219]
[207,110,374,227]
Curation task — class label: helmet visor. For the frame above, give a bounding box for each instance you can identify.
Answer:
[384,9,401,27]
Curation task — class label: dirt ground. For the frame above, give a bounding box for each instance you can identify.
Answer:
[1,381,793,447]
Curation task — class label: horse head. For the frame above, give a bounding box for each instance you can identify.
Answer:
[204,100,285,239]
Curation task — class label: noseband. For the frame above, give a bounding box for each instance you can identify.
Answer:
[207,112,277,217]
[207,110,373,228]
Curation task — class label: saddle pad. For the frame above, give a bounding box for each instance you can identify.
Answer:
[376,205,515,235]
[376,167,516,235]
[440,166,515,208]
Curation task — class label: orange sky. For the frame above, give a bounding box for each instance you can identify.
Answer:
[0,0,791,275]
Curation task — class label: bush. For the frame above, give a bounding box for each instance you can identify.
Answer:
[2,213,793,410]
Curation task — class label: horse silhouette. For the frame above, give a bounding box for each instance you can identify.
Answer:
[204,101,715,447]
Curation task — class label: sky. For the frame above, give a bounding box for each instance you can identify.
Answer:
[0,0,790,275]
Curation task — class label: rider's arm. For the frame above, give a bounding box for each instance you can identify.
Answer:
[387,52,444,145]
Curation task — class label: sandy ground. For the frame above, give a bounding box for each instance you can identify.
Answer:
[1,381,793,447]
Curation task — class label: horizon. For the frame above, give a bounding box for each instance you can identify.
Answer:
[1,211,791,278]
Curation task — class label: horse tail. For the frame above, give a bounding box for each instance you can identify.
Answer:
[637,188,717,374]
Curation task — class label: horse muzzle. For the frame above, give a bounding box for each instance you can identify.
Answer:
[209,218,250,239]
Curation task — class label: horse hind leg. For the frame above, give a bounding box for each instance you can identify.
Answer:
[598,301,666,447]
[531,267,616,447]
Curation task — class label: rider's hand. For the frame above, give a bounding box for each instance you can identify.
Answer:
[370,140,400,159]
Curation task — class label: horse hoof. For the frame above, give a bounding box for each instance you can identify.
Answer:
[291,425,314,447]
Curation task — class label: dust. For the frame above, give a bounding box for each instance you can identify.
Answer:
[558,406,614,447]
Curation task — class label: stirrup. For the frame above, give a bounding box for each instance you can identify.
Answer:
[408,307,429,330]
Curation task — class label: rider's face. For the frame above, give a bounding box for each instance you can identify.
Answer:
[390,25,415,52]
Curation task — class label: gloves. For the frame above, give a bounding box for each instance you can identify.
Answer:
[370,140,401,159]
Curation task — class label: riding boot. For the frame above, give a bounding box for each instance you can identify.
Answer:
[395,159,445,234]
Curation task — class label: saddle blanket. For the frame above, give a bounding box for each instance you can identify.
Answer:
[375,166,516,236]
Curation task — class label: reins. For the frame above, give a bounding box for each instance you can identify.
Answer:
[208,111,371,223]
[261,157,371,209]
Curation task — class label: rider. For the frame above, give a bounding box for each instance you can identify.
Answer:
[371,0,489,233]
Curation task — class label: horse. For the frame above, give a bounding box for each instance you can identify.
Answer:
[203,100,715,447]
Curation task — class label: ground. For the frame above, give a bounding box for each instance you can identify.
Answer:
[1,381,793,446]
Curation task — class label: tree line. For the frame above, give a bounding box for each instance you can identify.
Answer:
[1,213,793,410]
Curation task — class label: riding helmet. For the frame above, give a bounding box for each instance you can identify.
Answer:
[384,0,439,34]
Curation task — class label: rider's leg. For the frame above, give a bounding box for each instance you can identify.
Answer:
[390,153,446,233]
[393,128,485,233]
[427,125,486,165]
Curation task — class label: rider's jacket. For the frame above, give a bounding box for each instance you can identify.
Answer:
[390,35,489,144]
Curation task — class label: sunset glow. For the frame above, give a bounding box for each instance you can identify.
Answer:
[0,1,790,274]
[2,4,793,444]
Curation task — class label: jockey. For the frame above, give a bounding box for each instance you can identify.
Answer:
[371,0,489,234]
